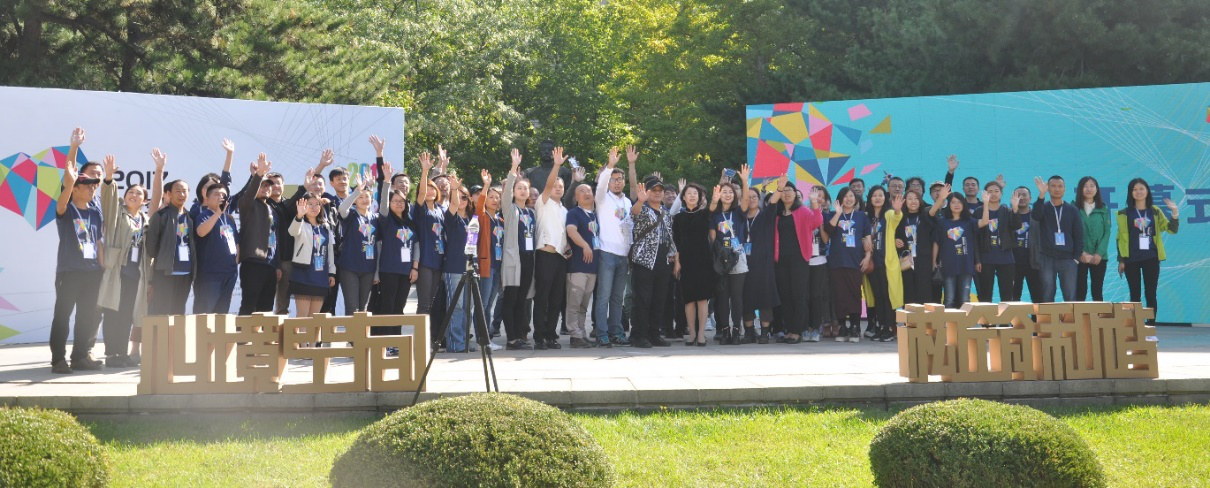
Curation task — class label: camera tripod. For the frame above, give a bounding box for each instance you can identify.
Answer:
[410,259,499,406]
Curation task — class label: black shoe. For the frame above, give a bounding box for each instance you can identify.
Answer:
[51,360,73,374]
[715,328,729,344]
[71,356,103,371]
[595,338,613,348]
[547,338,562,349]
[633,337,653,348]
[739,328,756,344]
[506,340,532,351]
[534,340,548,350]
[877,326,897,342]
[650,336,671,347]
[614,336,632,347]
[560,328,569,335]
[570,337,592,348]
[757,331,770,344]
[863,324,876,338]
[106,355,132,368]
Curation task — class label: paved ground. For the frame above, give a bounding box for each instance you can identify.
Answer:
[3,325,1209,412]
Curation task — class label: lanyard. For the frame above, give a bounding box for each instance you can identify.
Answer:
[841,210,854,231]
[608,192,627,212]
[71,205,92,246]
[1052,203,1063,228]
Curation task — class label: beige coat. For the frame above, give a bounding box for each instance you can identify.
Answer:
[98,182,149,326]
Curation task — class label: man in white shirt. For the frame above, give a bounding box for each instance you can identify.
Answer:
[531,146,571,350]
[592,146,638,347]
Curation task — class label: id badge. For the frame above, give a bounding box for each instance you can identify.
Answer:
[743,242,752,255]
[178,244,190,262]
[494,244,502,261]
[525,234,534,251]
[436,239,445,255]
[845,233,856,248]
[130,245,139,263]
[401,247,412,263]
[365,244,375,259]
[224,230,237,255]
[1139,235,1150,250]
[313,254,323,271]
[910,241,917,258]
[593,237,601,249]
[1054,232,1066,246]
[82,243,96,260]
[811,241,820,256]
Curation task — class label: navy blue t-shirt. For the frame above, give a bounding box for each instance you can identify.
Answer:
[566,207,599,274]
[442,212,472,274]
[828,210,870,269]
[195,209,238,277]
[488,212,503,269]
[292,224,331,288]
[517,207,535,254]
[981,213,1014,265]
[712,208,747,254]
[173,213,192,274]
[813,211,832,261]
[967,200,984,219]
[378,209,415,275]
[937,218,977,277]
[56,204,104,274]
[338,210,378,273]
[415,204,446,271]
[1125,207,1159,263]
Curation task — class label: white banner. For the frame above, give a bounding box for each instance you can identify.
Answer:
[0,87,405,343]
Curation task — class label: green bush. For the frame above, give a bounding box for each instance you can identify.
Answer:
[330,393,614,488]
[0,406,109,488]
[868,398,1105,487]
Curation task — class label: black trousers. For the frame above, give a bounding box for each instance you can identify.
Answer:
[151,273,192,316]
[501,251,535,342]
[1125,258,1161,318]
[1077,261,1107,302]
[376,271,413,335]
[531,251,567,342]
[868,265,894,330]
[715,272,745,331]
[239,261,278,315]
[809,264,834,328]
[1013,260,1040,303]
[977,262,1016,303]
[50,270,103,363]
[102,272,138,357]
[775,254,811,335]
[630,253,672,341]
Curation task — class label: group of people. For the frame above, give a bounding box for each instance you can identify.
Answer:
[48,127,1181,374]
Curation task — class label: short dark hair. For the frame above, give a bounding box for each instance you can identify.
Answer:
[195,173,220,203]
[963,176,979,185]
[265,172,283,181]
[889,176,905,184]
[983,181,1003,190]
[850,178,865,186]
[166,179,187,194]
[206,185,226,197]
[1048,175,1064,182]
[79,161,101,176]
[390,173,409,186]
[328,167,348,180]
[610,168,624,178]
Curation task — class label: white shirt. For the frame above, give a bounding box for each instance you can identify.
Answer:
[595,168,632,256]
[536,195,568,254]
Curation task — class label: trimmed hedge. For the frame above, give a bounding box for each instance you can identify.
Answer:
[0,406,109,488]
[868,398,1105,487]
[330,393,614,488]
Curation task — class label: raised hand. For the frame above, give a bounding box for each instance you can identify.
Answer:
[382,161,395,178]
[810,188,823,209]
[981,190,991,203]
[890,193,904,212]
[939,184,952,201]
[573,167,586,182]
[996,174,1006,189]
[678,178,687,192]
[510,148,522,169]
[151,148,167,170]
[369,135,385,156]
[712,185,722,203]
[304,168,316,187]
[419,151,433,172]
[947,154,959,172]
[607,147,620,168]
[296,198,307,218]
[635,185,648,204]
[1009,192,1020,210]
[318,149,334,171]
[63,159,78,185]
[552,147,567,166]
[256,152,270,176]
[448,174,462,190]
[626,145,639,165]
[777,172,789,190]
[103,154,118,181]
[1033,176,1047,196]
[70,127,86,147]
[739,164,751,183]
[221,138,235,154]
[437,144,449,169]
[481,168,492,186]
[1164,198,1179,217]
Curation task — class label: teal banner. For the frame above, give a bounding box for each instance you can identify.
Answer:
[747,83,1210,323]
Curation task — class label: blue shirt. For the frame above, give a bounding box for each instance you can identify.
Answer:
[1125,207,1159,263]
[378,208,415,275]
[981,214,1014,265]
[566,207,599,274]
[195,209,238,277]
[442,212,472,274]
[56,204,104,274]
[712,208,747,254]
[937,218,977,277]
[827,210,870,269]
[415,204,446,270]
[338,210,378,273]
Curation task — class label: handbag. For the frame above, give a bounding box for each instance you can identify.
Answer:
[712,237,739,274]
[931,263,944,285]
[899,251,914,271]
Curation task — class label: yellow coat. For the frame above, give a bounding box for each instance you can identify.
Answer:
[862,209,904,309]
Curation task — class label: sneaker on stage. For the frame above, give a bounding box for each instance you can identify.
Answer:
[836,326,849,342]
[848,325,862,343]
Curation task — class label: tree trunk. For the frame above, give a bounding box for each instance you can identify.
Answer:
[18,0,48,62]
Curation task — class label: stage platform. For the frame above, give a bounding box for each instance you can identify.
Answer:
[2,326,1209,414]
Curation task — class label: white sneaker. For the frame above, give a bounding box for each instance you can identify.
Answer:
[488,342,503,351]
[705,316,716,331]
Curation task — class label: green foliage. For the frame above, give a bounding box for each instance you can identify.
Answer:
[868,398,1106,488]
[329,393,614,488]
[0,406,110,488]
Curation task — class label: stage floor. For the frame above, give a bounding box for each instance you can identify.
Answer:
[3,326,1209,413]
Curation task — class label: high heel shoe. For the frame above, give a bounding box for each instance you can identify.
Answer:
[685,335,696,346]
[697,340,707,347]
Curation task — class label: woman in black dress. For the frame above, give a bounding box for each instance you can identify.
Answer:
[673,183,717,346]
[742,183,780,344]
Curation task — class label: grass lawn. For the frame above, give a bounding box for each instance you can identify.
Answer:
[87,404,1210,487]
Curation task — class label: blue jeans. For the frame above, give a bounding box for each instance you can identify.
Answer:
[943,274,973,309]
[1039,254,1078,302]
[593,251,629,342]
[193,272,236,314]
[443,272,469,352]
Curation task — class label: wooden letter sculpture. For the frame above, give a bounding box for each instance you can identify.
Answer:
[138,312,429,394]
[897,302,1157,383]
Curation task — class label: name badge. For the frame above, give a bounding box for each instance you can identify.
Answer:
[811,241,820,256]
[743,242,752,255]
[845,233,856,248]
[494,244,502,261]
[525,234,534,251]
[313,253,324,271]
[436,239,445,255]
[593,237,601,249]
[401,247,412,263]
[910,241,917,258]
[1055,232,1066,246]
[365,244,375,259]
[82,243,96,260]
[1139,235,1150,250]
[178,244,190,262]
[130,245,140,263]
[223,226,237,255]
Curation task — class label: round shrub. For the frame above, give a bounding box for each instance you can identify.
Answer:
[330,393,614,488]
[0,406,109,488]
[868,398,1105,487]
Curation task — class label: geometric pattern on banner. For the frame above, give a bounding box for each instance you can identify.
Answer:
[746,102,888,190]
[0,146,86,230]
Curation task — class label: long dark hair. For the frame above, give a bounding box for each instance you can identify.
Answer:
[195,172,220,204]
[942,193,969,221]
[302,192,327,226]
[1125,178,1154,210]
[717,182,742,212]
[865,185,888,218]
[1073,176,1105,209]
[775,182,803,212]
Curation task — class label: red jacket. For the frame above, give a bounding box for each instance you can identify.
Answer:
[774,205,823,263]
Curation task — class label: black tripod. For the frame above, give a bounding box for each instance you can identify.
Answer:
[410,258,499,406]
